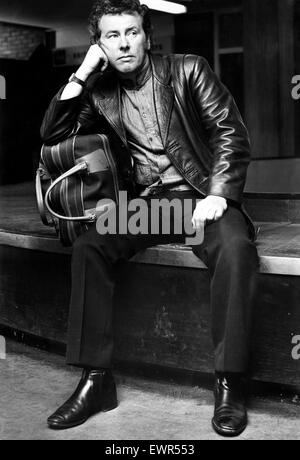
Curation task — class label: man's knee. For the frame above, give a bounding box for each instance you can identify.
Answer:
[217,233,258,270]
[72,229,134,264]
[72,228,112,258]
[73,227,97,249]
[193,225,258,270]
[210,208,257,259]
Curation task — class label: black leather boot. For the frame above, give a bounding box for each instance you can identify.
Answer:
[212,372,248,437]
[47,368,118,430]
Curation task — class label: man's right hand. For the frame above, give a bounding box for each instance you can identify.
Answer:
[76,44,109,82]
[60,44,109,100]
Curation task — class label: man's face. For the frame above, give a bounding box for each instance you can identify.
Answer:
[98,12,150,74]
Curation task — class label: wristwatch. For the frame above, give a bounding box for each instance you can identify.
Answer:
[68,73,86,87]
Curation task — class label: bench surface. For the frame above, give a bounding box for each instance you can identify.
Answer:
[1,182,300,275]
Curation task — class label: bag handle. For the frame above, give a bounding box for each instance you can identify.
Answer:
[35,167,56,227]
[44,161,97,222]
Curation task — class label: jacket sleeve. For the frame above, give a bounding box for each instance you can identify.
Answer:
[186,55,250,203]
[40,84,98,145]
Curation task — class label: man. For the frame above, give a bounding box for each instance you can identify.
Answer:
[41,0,258,437]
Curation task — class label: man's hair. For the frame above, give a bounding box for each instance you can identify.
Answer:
[88,0,153,44]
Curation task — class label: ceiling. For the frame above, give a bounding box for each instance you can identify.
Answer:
[0,0,95,26]
[0,0,198,25]
[0,0,239,29]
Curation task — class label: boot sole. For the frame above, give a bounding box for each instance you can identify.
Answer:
[48,417,88,430]
[47,401,118,430]
[211,418,247,437]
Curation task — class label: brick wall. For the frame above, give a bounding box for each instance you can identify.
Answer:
[0,22,47,60]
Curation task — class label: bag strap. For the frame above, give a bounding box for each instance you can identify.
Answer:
[44,161,97,222]
[35,167,56,227]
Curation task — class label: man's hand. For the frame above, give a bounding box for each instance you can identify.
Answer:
[76,44,109,81]
[192,195,227,230]
[60,45,109,100]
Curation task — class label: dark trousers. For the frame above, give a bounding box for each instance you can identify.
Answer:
[66,190,258,373]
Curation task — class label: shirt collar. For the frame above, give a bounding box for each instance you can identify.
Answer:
[117,54,152,90]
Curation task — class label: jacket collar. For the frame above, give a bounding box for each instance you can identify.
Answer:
[95,53,173,145]
[149,53,172,87]
[118,53,151,90]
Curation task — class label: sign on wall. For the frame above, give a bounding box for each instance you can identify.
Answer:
[151,36,174,55]
[53,45,88,67]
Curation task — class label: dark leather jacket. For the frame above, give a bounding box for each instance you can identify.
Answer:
[41,53,255,237]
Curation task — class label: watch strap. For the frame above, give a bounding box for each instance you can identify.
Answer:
[68,73,86,87]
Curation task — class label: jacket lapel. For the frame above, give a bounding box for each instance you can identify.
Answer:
[150,54,174,146]
[95,54,174,146]
[96,72,127,145]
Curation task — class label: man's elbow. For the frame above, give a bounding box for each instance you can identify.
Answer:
[40,119,72,146]
[40,113,55,144]
[40,125,61,146]
[40,123,49,144]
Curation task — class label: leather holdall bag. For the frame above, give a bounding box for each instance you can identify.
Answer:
[35,134,120,246]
